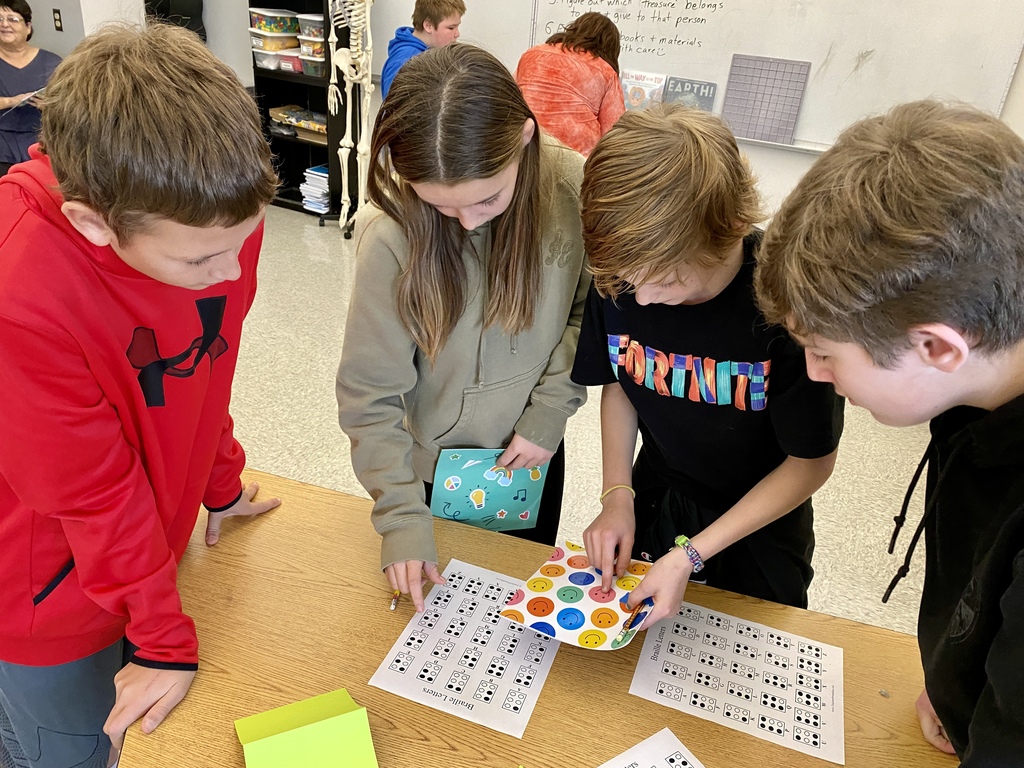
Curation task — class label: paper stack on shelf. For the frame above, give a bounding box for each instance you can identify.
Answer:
[301,163,330,214]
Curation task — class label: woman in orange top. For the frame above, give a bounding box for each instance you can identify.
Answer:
[515,13,625,157]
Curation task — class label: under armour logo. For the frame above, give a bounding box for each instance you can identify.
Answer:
[126,296,229,407]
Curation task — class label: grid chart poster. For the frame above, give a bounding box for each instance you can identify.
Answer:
[630,602,845,764]
[369,560,558,739]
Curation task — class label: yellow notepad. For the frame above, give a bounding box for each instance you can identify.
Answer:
[234,689,379,768]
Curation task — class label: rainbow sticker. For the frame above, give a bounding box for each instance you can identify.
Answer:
[483,465,513,487]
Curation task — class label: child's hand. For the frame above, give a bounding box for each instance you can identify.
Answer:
[496,434,554,471]
[385,560,445,612]
[205,481,281,546]
[103,663,197,750]
[915,689,956,754]
[583,499,636,592]
[624,547,694,628]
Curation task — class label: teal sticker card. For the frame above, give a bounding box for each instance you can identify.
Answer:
[430,449,547,532]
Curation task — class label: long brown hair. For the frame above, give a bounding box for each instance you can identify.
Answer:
[546,12,621,75]
[368,45,544,361]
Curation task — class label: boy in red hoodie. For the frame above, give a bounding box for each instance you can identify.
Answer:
[0,24,280,768]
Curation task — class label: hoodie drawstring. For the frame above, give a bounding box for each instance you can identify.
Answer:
[882,436,966,603]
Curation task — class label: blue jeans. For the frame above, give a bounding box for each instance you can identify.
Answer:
[0,640,126,768]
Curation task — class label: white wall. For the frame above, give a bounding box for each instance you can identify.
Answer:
[204,1,254,88]
[29,0,145,57]
[80,0,144,33]
[30,3,86,58]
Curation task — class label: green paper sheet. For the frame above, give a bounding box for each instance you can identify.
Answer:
[235,689,379,768]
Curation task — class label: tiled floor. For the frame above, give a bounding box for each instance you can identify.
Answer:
[231,205,929,636]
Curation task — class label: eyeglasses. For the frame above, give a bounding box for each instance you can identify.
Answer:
[0,15,25,25]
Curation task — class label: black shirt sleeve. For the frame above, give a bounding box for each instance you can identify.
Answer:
[766,332,845,460]
[571,284,618,387]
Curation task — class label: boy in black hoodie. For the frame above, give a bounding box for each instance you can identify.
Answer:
[755,100,1024,766]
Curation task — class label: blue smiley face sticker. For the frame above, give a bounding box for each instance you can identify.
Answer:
[556,607,586,630]
[568,571,595,586]
[530,621,556,637]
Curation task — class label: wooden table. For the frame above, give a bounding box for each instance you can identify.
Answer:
[121,470,955,767]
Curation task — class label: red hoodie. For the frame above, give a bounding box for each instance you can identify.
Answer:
[0,149,260,669]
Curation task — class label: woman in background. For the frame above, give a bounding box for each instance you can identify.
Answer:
[515,12,624,156]
[0,0,60,176]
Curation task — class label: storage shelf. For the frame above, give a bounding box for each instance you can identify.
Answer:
[254,68,327,87]
[272,132,329,148]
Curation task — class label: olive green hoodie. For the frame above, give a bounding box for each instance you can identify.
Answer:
[337,141,590,569]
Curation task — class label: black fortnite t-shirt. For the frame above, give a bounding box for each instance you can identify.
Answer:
[571,232,844,510]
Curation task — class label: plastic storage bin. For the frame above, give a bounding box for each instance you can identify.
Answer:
[298,35,325,58]
[299,55,326,78]
[296,13,325,39]
[250,28,298,51]
[248,8,299,34]
[252,49,280,70]
[277,50,303,73]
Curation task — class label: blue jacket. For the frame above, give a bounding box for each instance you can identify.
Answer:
[381,27,428,100]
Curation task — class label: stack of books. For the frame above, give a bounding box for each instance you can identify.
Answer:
[301,164,330,214]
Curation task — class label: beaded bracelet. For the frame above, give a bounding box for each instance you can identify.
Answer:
[673,534,705,573]
[599,484,635,503]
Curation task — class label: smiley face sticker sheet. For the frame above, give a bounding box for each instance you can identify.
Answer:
[369,559,557,739]
[500,541,651,651]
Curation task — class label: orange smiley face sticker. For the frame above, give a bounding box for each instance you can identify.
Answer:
[539,564,566,578]
[590,607,620,628]
[501,609,524,623]
[578,629,608,648]
[566,555,590,569]
[616,575,640,590]
[627,562,650,576]
[527,577,554,592]
[527,597,555,617]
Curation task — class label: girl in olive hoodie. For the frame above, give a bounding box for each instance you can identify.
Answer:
[337,45,590,610]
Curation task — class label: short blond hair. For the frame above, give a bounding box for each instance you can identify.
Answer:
[40,24,277,242]
[412,0,465,31]
[755,100,1024,365]
[581,104,763,298]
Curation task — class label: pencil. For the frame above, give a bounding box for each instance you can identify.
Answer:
[613,600,647,644]
[389,590,401,611]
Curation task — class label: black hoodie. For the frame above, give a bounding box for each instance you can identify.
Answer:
[889,395,1024,765]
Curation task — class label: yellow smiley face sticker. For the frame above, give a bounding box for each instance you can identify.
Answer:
[527,577,554,592]
[578,629,608,648]
[565,541,585,551]
[590,607,620,628]
[616,575,640,591]
[627,562,650,576]
[501,609,524,623]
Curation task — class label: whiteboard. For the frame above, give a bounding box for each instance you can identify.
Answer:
[534,0,1024,146]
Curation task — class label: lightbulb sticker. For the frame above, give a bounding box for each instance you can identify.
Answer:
[468,487,487,510]
[429,449,550,533]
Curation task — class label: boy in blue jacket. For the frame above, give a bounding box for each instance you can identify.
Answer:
[380,0,464,99]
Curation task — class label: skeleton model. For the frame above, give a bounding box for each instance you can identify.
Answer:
[328,0,374,234]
